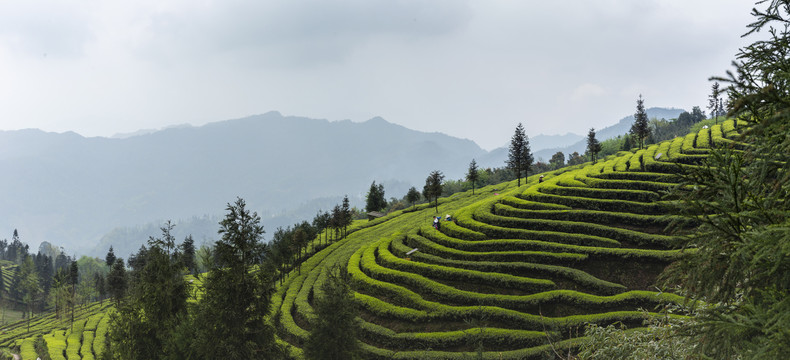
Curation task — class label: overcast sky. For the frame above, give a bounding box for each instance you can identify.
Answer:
[0,0,757,150]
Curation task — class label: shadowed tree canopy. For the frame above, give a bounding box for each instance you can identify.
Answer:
[506,123,533,186]
[365,181,387,213]
[466,159,479,195]
[630,95,651,150]
[586,128,602,164]
[423,170,445,213]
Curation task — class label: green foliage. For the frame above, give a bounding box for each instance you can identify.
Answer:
[586,128,602,164]
[654,1,790,357]
[577,313,699,360]
[107,222,190,360]
[466,159,480,195]
[506,123,533,186]
[20,337,38,360]
[423,170,445,213]
[192,197,282,359]
[406,186,422,209]
[366,181,387,213]
[304,266,360,360]
[630,95,651,149]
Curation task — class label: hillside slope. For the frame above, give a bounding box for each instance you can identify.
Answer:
[272,119,745,358]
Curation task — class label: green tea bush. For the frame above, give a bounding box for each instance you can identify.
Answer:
[519,187,667,215]
[390,236,626,295]
[478,207,674,247]
[613,153,633,172]
[591,171,680,183]
[540,183,659,203]
[361,240,683,314]
[492,203,688,231]
[498,195,570,210]
[407,232,588,264]
[357,319,548,351]
[80,331,95,360]
[44,331,66,360]
[376,237,556,292]
[627,150,645,172]
[695,127,711,149]
[19,337,37,360]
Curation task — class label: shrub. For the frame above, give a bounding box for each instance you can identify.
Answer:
[20,337,38,360]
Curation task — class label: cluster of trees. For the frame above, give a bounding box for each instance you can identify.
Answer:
[103,197,359,359]
[0,230,86,329]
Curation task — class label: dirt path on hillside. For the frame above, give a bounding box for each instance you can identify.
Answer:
[11,353,20,360]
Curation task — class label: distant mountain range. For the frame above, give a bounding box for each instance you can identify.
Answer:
[0,108,685,258]
[1,112,487,257]
[530,107,686,162]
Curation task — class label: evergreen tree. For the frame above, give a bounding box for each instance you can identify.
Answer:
[708,81,724,124]
[107,258,127,305]
[630,94,651,149]
[105,246,116,267]
[331,204,343,241]
[365,181,386,213]
[69,260,78,330]
[586,128,602,164]
[18,256,41,333]
[193,197,281,358]
[422,170,445,213]
[661,2,790,357]
[406,186,421,209]
[341,195,352,238]
[506,123,533,186]
[466,159,480,195]
[109,224,189,360]
[180,235,196,275]
[303,266,360,360]
[94,272,106,306]
[549,151,565,170]
[312,210,331,246]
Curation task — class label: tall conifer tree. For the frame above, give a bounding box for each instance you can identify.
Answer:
[586,128,602,164]
[466,159,479,195]
[194,197,281,358]
[507,123,533,186]
[630,95,651,150]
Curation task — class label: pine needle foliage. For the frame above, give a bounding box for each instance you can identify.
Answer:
[661,1,790,357]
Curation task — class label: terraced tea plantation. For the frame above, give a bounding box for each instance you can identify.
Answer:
[1,120,746,359]
[1,302,112,360]
[272,119,746,359]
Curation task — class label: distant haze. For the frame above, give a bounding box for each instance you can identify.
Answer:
[1,109,682,257]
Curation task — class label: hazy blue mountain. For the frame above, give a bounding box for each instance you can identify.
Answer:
[531,107,684,161]
[529,133,585,152]
[1,112,486,257]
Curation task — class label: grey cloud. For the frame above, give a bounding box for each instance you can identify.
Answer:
[0,2,93,58]
[141,0,472,67]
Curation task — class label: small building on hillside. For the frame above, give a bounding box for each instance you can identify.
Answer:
[367,211,385,221]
